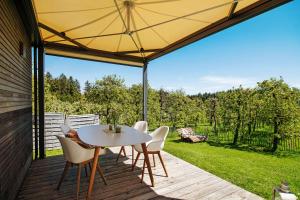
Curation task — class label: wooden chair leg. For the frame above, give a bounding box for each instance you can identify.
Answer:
[57,161,71,190]
[158,152,168,177]
[84,165,88,177]
[96,163,107,185]
[76,164,82,200]
[132,152,141,171]
[132,146,134,166]
[152,154,156,167]
[141,159,146,183]
[141,143,154,187]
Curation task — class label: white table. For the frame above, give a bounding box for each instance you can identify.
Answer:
[78,125,153,199]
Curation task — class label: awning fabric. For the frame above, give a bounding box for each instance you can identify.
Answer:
[32,0,290,67]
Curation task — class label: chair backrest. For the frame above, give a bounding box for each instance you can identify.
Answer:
[56,136,94,164]
[133,121,148,133]
[150,126,169,150]
[151,126,169,141]
[61,124,71,135]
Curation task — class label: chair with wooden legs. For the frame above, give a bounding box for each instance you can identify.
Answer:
[132,126,169,182]
[116,121,148,165]
[60,124,90,172]
[56,136,107,199]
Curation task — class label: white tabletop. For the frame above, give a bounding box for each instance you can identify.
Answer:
[77,125,152,147]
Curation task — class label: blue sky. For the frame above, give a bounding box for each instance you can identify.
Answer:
[46,1,300,95]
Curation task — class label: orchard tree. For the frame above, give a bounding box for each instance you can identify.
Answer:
[257,78,300,151]
[165,90,189,130]
[85,75,128,124]
[127,84,143,125]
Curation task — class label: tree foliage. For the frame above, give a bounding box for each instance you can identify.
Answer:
[45,73,300,151]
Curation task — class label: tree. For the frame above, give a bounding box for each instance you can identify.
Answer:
[43,73,300,152]
[257,78,300,151]
[127,84,143,124]
[148,87,161,129]
[158,88,168,126]
[208,96,218,134]
[84,81,92,94]
[85,75,128,124]
[165,90,189,130]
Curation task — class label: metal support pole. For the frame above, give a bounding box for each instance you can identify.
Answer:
[143,62,148,121]
[33,46,38,159]
[38,46,45,159]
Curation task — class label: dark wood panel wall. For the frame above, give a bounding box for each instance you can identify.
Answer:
[0,0,33,199]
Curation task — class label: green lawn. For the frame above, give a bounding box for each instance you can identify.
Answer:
[164,134,300,200]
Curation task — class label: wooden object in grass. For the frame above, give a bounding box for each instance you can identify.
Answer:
[177,128,208,143]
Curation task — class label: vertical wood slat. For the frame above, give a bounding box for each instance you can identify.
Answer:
[0,1,32,200]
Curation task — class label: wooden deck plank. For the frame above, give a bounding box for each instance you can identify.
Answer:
[17,146,263,200]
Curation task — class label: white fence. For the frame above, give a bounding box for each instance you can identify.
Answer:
[33,113,99,150]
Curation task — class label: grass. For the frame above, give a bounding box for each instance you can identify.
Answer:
[164,133,300,200]
[46,149,63,157]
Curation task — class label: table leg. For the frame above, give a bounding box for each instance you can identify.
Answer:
[86,147,100,200]
[141,143,154,187]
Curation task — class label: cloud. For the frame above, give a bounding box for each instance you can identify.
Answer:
[199,75,254,86]
[152,76,258,95]
[195,75,257,93]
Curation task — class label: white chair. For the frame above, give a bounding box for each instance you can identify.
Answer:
[132,126,169,181]
[56,136,107,199]
[61,124,71,135]
[116,121,148,165]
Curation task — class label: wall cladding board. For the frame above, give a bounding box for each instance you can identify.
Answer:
[33,113,100,150]
[0,0,32,200]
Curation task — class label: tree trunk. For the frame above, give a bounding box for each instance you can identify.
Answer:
[233,97,241,145]
[272,120,279,152]
[247,122,252,135]
[106,107,110,124]
[233,111,241,145]
[253,121,256,132]
[213,114,217,135]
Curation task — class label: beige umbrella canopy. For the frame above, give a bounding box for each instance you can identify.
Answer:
[32,0,289,67]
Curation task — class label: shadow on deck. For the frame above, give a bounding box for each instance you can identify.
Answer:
[17,147,262,200]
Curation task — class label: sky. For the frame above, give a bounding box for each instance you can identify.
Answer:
[45,1,300,95]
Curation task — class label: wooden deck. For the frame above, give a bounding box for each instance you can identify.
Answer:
[17,147,263,200]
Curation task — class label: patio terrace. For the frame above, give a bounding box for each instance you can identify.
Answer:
[17,147,262,200]
[0,0,292,199]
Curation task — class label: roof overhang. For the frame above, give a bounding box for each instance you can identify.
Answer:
[44,42,145,67]
[28,0,291,67]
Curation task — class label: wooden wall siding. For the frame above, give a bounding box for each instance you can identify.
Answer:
[0,1,32,200]
[33,113,99,150]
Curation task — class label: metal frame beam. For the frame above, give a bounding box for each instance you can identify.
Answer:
[38,46,45,159]
[228,0,238,19]
[44,42,144,67]
[33,46,38,160]
[116,49,160,55]
[143,62,148,121]
[39,23,90,49]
